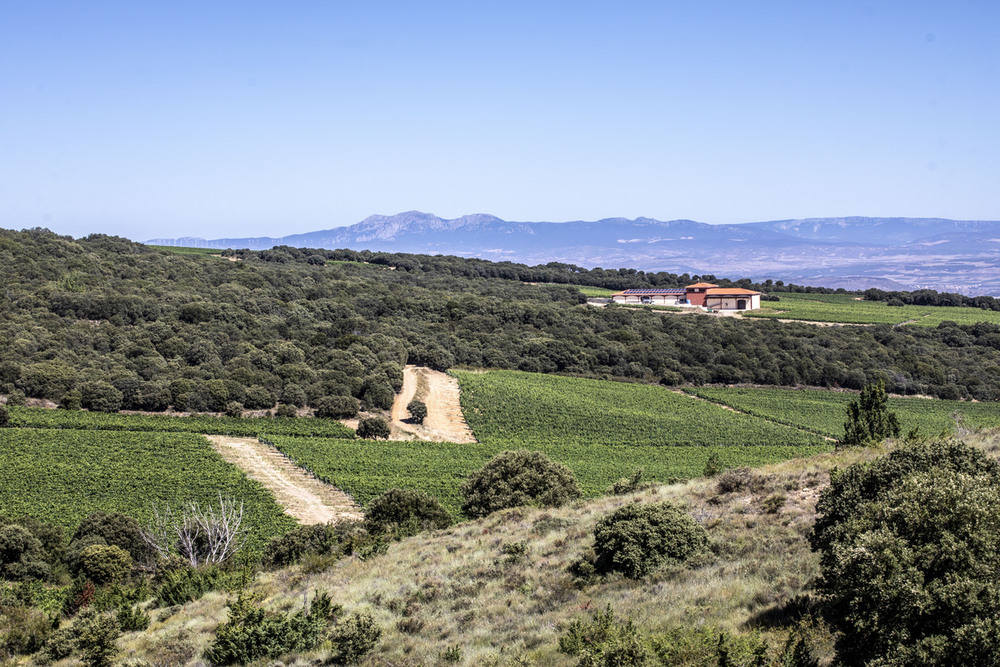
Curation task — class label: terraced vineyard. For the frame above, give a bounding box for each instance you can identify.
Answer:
[7,406,355,439]
[685,386,1000,439]
[452,370,826,446]
[745,292,1000,326]
[0,428,296,545]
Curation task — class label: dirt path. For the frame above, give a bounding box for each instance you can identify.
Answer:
[389,366,477,443]
[205,435,362,525]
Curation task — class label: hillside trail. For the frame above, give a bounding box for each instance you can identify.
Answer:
[389,365,477,443]
[205,435,362,525]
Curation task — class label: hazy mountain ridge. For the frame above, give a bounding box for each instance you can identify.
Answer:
[148,213,1000,295]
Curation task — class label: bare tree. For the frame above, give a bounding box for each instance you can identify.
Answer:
[142,494,246,567]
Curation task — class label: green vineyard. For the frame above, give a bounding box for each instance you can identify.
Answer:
[0,428,296,545]
[684,386,1000,439]
[7,406,356,439]
[451,370,827,446]
[271,436,829,516]
[745,292,1000,327]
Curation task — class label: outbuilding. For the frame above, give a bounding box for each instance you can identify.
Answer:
[611,282,761,311]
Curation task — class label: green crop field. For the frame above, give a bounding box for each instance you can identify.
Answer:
[745,292,1000,327]
[0,428,296,545]
[271,437,828,516]
[271,370,833,515]
[452,370,826,446]
[7,406,355,439]
[684,386,1000,440]
[576,285,618,298]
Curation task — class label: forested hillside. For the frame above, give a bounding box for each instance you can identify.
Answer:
[2,228,1000,408]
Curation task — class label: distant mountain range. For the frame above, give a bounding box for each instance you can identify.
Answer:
[148,213,1000,295]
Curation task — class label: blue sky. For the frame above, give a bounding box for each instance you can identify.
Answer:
[1,1,998,239]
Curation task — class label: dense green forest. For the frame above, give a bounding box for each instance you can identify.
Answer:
[3,227,1000,408]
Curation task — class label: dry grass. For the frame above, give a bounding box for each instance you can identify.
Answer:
[117,441,900,665]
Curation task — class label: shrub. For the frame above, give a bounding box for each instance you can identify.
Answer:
[72,512,152,564]
[559,606,652,666]
[59,391,82,410]
[5,390,25,407]
[841,379,901,447]
[0,605,52,657]
[79,545,132,585]
[360,378,394,411]
[593,502,708,578]
[357,417,391,440]
[314,395,360,419]
[0,524,50,581]
[261,523,341,569]
[365,488,452,535]
[811,439,1000,665]
[204,591,338,665]
[0,405,8,427]
[223,401,244,418]
[280,383,307,408]
[79,381,124,413]
[116,604,151,632]
[461,450,582,518]
[243,385,275,410]
[275,403,298,418]
[607,468,652,495]
[156,565,234,606]
[702,453,722,477]
[407,399,427,424]
[715,467,764,494]
[327,612,382,664]
[73,608,121,667]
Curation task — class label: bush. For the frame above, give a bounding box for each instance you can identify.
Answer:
[261,523,341,569]
[841,379,901,447]
[73,608,121,667]
[79,381,124,413]
[79,545,133,585]
[0,405,9,427]
[461,450,582,518]
[406,399,427,424]
[59,391,82,410]
[811,439,1000,665]
[357,417,390,440]
[607,468,652,495]
[0,605,52,657]
[559,606,652,666]
[72,512,152,564]
[223,401,244,418]
[360,378,394,411]
[327,612,382,664]
[593,502,708,578]
[0,524,50,581]
[366,488,452,536]
[275,403,298,418]
[204,591,338,665]
[314,395,360,419]
[156,565,234,606]
[243,385,275,410]
[5,390,25,407]
[715,467,765,494]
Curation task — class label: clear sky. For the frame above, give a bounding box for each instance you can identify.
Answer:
[2,1,998,240]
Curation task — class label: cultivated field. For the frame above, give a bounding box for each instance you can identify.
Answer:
[7,406,356,439]
[745,292,1000,326]
[685,386,1000,439]
[0,428,296,545]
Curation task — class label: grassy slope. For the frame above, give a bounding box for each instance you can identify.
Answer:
[124,433,978,665]
[686,386,1000,439]
[745,292,1000,326]
[0,428,296,546]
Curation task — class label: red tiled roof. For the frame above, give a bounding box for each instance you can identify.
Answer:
[704,288,760,296]
[685,282,720,289]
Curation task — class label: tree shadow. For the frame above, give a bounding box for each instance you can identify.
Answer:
[743,594,818,630]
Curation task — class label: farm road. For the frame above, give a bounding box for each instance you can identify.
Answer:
[390,365,477,443]
[205,435,362,524]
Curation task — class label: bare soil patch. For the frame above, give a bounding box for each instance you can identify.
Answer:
[389,366,476,443]
[205,435,362,525]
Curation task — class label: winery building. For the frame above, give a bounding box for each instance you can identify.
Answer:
[611,282,761,311]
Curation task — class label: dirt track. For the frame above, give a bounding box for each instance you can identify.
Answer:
[389,366,477,443]
[205,435,362,525]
